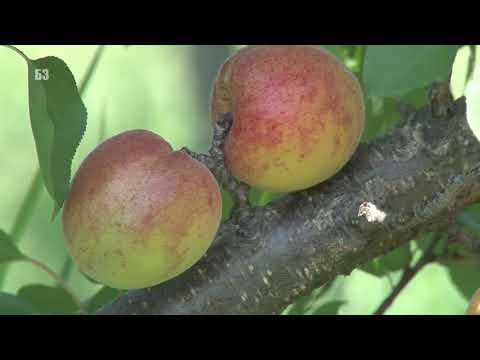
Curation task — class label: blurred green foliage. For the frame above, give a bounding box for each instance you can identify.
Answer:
[0,45,479,315]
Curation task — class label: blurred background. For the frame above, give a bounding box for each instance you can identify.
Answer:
[0,45,478,314]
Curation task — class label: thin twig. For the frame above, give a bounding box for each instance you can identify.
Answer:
[23,255,88,315]
[374,236,441,315]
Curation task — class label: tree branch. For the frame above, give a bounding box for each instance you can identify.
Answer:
[97,97,480,315]
[373,235,440,315]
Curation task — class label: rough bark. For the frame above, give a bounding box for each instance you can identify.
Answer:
[97,96,480,315]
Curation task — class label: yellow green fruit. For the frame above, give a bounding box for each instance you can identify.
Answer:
[211,45,365,192]
[62,130,222,289]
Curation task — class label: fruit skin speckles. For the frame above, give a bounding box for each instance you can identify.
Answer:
[211,45,365,193]
[62,129,222,290]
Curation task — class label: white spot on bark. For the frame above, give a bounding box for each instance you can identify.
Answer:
[263,276,270,286]
[266,269,272,276]
[241,292,248,302]
[141,301,148,309]
[248,265,254,273]
[190,288,197,296]
[358,202,387,223]
[226,263,230,268]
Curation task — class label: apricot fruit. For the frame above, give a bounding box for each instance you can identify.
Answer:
[62,130,222,289]
[211,45,365,192]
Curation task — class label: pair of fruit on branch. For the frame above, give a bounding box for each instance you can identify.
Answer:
[62,45,365,290]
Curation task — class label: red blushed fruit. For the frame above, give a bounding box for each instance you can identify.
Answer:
[211,45,365,192]
[62,130,222,290]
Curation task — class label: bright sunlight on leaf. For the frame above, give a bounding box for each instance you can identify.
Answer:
[466,75,480,141]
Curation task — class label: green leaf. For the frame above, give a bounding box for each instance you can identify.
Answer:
[0,292,36,315]
[248,187,287,207]
[400,87,429,109]
[361,96,401,143]
[360,243,412,277]
[312,301,345,315]
[17,285,78,314]
[457,203,480,236]
[28,56,87,217]
[414,232,446,257]
[363,45,458,97]
[285,289,344,315]
[442,257,480,300]
[0,230,24,264]
[465,75,480,142]
[87,286,120,313]
[220,187,235,222]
